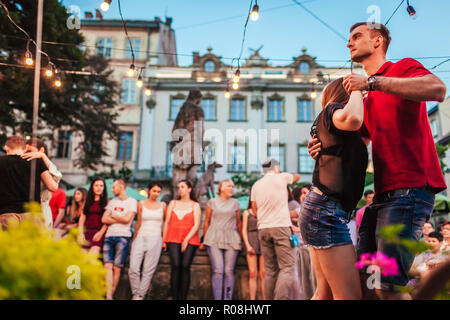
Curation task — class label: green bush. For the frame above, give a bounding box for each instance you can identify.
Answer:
[0,203,106,300]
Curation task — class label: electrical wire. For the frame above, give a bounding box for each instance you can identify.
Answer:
[291,0,347,42]
[117,0,135,67]
[385,0,405,26]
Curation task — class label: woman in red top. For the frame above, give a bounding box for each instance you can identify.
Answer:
[162,179,201,300]
[78,177,108,256]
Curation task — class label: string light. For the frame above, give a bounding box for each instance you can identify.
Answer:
[406,0,417,19]
[100,0,112,12]
[25,50,33,65]
[232,82,239,90]
[136,75,143,88]
[310,83,317,99]
[233,69,240,83]
[44,62,55,77]
[145,87,151,96]
[250,1,259,21]
[128,64,135,77]
[54,74,62,88]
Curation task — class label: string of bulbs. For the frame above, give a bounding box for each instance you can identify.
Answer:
[0,0,63,87]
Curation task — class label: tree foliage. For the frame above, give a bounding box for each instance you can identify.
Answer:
[0,203,106,299]
[0,0,119,169]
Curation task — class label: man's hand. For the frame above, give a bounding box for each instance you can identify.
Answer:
[343,74,369,93]
[308,135,321,160]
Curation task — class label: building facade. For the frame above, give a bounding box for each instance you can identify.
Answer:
[52,16,177,186]
[428,98,450,194]
[52,17,367,190]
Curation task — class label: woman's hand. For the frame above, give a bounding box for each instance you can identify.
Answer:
[246,245,256,256]
[92,231,103,243]
[21,151,45,161]
[162,242,167,252]
[181,239,188,253]
[199,243,206,250]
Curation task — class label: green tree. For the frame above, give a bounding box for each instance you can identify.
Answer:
[0,0,119,170]
[436,143,449,175]
[0,203,106,299]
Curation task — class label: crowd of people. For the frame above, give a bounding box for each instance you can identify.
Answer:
[1,21,450,300]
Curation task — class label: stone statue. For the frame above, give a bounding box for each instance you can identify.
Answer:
[194,161,223,207]
[170,88,204,198]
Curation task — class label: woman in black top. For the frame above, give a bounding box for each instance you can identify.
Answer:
[299,78,368,300]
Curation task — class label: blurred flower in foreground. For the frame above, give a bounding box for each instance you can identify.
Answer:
[356,252,399,277]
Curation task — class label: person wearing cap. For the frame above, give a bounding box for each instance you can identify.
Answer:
[170,88,205,199]
[250,159,301,300]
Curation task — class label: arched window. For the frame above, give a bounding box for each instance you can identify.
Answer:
[299,61,310,74]
[204,60,215,73]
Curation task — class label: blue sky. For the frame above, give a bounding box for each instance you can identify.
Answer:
[64,0,450,96]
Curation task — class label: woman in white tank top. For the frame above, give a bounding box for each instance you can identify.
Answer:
[128,182,167,300]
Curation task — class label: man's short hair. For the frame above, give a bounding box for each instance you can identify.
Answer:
[262,158,279,173]
[350,22,391,53]
[364,189,374,197]
[114,178,127,188]
[5,135,25,150]
[428,231,443,242]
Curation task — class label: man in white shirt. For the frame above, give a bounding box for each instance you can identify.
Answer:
[251,159,301,300]
[101,179,137,300]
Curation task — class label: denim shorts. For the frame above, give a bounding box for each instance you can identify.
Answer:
[357,188,435,291]
[299,190,352,249]
[103,236,131,268]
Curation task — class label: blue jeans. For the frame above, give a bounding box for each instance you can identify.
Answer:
[103,236,131,268]
[206,246,239,300]
[357,188,434,290]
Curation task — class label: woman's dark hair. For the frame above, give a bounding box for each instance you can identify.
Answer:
[148,181,163,191]
[321,77,350,110]
[26,137,48,156]
[84,177,108,215]
[178,179,197,202]
[292,184,311,203]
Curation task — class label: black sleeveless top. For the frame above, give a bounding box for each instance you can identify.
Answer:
[311,102,368,212]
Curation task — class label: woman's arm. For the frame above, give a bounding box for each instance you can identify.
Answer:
[241,210,251,250]
[54,207,66,228]
[162,201,174,251]
[181,203,202,252]
[332,90,364,131]
[78,212,86,241]
[202,205,212,240]
[133,201,143,240]
[235,208,243,240]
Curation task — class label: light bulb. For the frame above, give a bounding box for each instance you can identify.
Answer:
[233,69,240,83]
[145,88,151,96]
[54,79,62,87]
[224,90,231,98]
[100,1,111,12]
[136,77,143,88]
[25,51,33,66]
[407,5,417,19]
[232,82,239,90]
[128,64,135,77]
[250,4,259,21]
[310,91,317,99]
[45,67,53,77]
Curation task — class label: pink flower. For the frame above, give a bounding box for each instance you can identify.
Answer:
[355,252,399,277]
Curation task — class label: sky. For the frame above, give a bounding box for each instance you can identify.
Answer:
[63,0,450,97]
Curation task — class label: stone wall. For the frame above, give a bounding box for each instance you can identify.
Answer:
[115,249,263,300]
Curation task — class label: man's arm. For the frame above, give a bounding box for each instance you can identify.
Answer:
[111,211,135,224]
[291,173,301,183]
[343,73,446,103]
[101,210,117,225]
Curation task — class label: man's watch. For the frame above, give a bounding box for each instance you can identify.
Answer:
[367,75,377,91]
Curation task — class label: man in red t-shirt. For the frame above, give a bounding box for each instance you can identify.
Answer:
[309,22,446,299]
[49,188,66,224]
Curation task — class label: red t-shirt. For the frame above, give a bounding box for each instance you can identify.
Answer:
[49,188,66,222]
[360,58,446,195]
